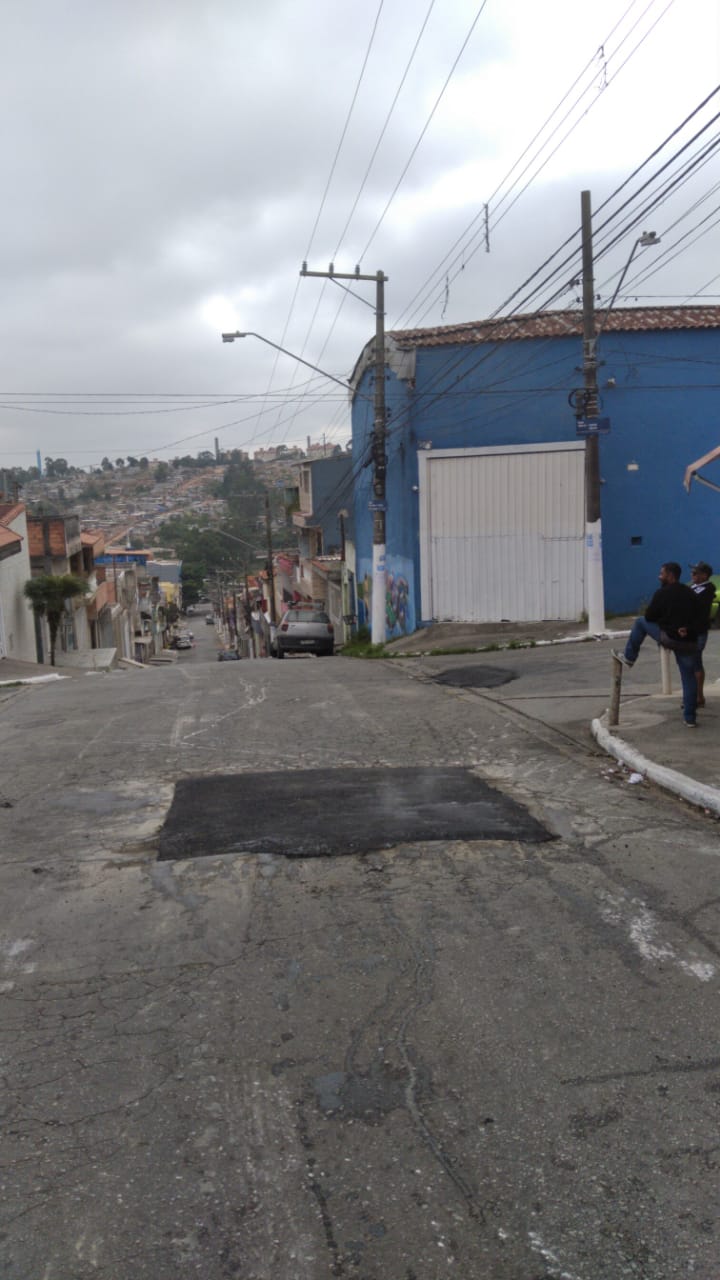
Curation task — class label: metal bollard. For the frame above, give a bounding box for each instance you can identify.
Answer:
[659,646,673,694]
[609,653,623,727]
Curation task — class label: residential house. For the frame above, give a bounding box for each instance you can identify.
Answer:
[99,548,179,660]
[0,502,36,662]
[290,455,355,634]
[27,515,117,663]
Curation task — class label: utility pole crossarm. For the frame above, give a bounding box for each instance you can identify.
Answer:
[300,263,387,283]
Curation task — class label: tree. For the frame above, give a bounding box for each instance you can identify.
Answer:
[154,462,170,482]
[44,457,70,479]
[101,457,114,472]
[115,457,125,469]
[24,575,90,666]
[139,457,149,470]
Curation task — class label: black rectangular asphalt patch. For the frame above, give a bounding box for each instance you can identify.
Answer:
[157,766,552,861]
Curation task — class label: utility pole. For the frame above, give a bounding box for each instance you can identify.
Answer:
[580,190,606,635]
[264,494,277,625]
[301,263,388,645]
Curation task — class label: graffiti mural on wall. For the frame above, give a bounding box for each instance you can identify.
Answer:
[357,559,415,638]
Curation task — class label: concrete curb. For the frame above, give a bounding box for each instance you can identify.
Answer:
[0,674,67,687]
[591,712,720,818]
[386,628,632,658]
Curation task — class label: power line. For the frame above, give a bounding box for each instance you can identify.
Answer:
[357,0,491,264]
[335,0,440,260]
[239,2,386,450]
[393,0,680,329]
[281,0,478,449]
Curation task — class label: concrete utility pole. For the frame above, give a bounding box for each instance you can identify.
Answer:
[301,263,388,646]
[580,190,606,635]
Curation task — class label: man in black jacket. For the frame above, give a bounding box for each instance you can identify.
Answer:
[689,561,716,708]
[612,561,704,726]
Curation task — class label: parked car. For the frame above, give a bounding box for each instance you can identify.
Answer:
[272,608,334,658]
[174,634,193,650]
[205,615,216,625]
[217,649,241,661]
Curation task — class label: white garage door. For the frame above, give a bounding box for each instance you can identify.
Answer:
[419,443,586,623]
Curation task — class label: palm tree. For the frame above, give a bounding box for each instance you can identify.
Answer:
[24,574,90,666]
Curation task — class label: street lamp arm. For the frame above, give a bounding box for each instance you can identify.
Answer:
[221,331,355,396]
[595,231,660,339]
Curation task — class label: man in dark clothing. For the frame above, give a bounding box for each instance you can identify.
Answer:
[612,561,704,726]
[689,561,715,707]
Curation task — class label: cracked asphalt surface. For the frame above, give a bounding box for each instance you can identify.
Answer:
[1,630,720,1279]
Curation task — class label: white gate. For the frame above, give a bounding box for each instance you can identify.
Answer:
[418,443,586,623]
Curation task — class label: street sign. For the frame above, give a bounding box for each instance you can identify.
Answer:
[368,500,387,511]
[576,416,611,437]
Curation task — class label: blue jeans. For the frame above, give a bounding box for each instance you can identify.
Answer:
[625,617,698,722]
[675,650,698,723]
[624,617,660,663]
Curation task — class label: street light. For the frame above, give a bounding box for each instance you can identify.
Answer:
[596,231,661,337]
[222,325,383,641]
[221,331,356,396]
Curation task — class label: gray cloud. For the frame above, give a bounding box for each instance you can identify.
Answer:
[0,0,717,467]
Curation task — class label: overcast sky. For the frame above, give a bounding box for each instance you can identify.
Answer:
[1,0,718,472]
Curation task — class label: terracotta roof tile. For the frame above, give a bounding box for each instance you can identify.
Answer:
[81,529,105,552]
[390,305,720,349]
[0,526,22,554]
[0,502,24,524]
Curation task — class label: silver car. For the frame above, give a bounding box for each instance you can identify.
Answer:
[272,608,334,658]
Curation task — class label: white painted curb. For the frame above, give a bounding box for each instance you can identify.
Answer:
[592,713,720,818]
[0,674,67,686]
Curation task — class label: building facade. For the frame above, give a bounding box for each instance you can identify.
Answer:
[350,306,720,632]
[0,503,37,662]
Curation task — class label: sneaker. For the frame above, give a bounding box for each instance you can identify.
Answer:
[684,720,697,728]
[612,649,634,668]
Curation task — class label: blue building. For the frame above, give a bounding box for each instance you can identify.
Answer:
[350,306,720,633]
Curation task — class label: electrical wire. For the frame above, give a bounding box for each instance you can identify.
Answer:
[393,0,681,329]
[357,0,491,264]
[392,0,653,327]
[236,1,386,450]
[284,0,480,450]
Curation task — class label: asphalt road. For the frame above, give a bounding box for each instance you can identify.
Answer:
[1,643,719,1279]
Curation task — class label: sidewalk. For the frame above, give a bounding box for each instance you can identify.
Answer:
[0,656,77,684]
[0,655,116,690]
[385,618,720,818]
